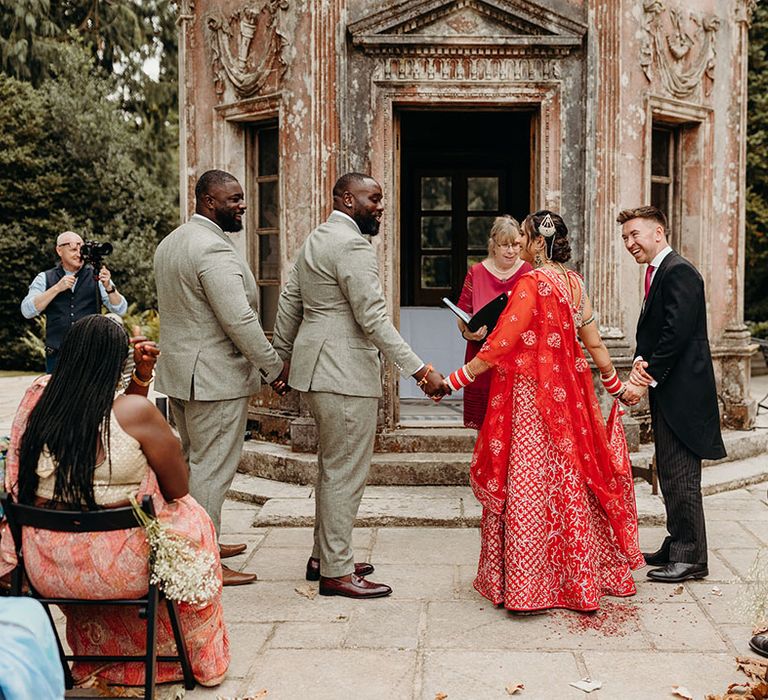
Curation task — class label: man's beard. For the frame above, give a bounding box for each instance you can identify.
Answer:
[356,213,380,236]
[218,209,243,233]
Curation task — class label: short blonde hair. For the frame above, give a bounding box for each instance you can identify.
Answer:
[488,215,521,256]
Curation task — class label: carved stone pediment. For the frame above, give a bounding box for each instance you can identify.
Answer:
[205,1,289,100]
[349,0,586,56]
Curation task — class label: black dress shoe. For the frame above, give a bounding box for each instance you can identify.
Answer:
[750,634,768,658]
[642,549,670,567]
[305,556,374,581]
[319,574,392,599]
[647,562,708,583]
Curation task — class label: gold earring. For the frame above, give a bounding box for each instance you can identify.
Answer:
[534,252,544,268]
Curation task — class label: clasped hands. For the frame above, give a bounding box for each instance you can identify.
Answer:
[619,359,654,406]
[414,365,450,401]
[270,360,291,397]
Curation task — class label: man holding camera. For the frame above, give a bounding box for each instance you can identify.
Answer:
[21,230,127,372]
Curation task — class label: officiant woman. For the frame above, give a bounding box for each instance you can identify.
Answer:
[456,215,532,429]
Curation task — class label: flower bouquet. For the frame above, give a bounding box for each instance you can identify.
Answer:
[130,496,218,605]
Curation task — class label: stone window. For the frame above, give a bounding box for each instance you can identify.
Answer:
[650,124,681,246]
[247,121,280,335]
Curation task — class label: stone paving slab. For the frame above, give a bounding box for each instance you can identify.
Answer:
[251,478,667,527]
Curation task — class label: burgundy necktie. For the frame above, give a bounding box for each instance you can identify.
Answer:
[644,265,655,299]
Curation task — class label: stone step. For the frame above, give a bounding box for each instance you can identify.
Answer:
[227,472,666,527]
[241,427,768,486]
[701,454,768,496]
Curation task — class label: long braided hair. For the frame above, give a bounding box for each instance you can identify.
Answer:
[17,315,129,508]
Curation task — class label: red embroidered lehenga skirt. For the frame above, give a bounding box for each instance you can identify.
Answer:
[473,377,638,612]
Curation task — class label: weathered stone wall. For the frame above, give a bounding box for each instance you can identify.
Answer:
[178,0,756,436]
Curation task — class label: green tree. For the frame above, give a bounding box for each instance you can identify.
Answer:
[1,0,179,189]
[0,46,176,370]
[746,4,768,321]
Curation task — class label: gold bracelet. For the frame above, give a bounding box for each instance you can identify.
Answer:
[416,363,434,388]
[131,371,153,387]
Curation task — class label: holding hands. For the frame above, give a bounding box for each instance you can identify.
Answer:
[414,364,449,401]
[270,360,291,396]
[619,359,653,407]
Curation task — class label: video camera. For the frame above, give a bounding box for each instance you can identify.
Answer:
[79,240,113,278]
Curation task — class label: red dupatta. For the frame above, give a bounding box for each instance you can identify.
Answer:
[469,269,642,566]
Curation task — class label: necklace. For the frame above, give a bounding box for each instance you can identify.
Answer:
[486,258,520,281]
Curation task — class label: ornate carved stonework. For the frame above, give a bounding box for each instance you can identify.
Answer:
[205,1,288,99]
[735,0,758,26]
[349,0,586,59]
[640,2,719,99]
[374,55,561,82]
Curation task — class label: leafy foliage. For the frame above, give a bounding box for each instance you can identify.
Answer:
[0,47,176,369]
[746,5,768,321]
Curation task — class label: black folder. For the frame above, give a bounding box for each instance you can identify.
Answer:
[442,292,510,334]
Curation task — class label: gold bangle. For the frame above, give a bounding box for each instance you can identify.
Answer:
[416,363,434,388]
[131,371,153,387]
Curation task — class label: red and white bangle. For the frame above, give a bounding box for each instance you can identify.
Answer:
[600,369,625,398]
[446,364,476,392]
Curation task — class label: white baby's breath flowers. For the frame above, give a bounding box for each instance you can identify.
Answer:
[131,497,219,605]
[737,549,768,629]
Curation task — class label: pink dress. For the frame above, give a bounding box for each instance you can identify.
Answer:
[0,376,230,687]
[457,261,532,429]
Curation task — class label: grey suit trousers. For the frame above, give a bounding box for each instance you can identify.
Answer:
[305,391,378,578]
[169,395,250,537]
[652,402,708,565]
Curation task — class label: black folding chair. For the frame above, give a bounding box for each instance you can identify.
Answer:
[0,492,195,699]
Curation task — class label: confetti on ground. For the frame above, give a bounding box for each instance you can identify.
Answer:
[505,681,524,694]
[555,600,639,637]
[569,678,602,693]
[672,685,693,699]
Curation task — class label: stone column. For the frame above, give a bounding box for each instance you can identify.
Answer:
[177,0,197,221]
[714,0,757,429]
[309,0,344,227]
[585,0,633,365]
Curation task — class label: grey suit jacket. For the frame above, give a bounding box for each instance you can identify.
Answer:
[272,211,422,398]
[154,215,284,401]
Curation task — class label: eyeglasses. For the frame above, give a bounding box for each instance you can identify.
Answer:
[57,242,83,250]
[495,242,520,250]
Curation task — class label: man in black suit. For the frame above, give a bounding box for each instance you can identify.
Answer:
[619,206,726,584]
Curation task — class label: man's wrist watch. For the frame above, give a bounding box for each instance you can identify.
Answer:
[105,284,116,293]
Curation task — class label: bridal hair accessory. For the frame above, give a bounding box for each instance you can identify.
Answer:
[538,213,556,239]
[537,213,557,260]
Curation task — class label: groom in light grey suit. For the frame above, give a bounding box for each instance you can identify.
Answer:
[154,170,289,586]
[273,173,446,599]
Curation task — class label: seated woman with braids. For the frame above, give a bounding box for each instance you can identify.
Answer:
[443,210,643,613]
[0,314,229,689]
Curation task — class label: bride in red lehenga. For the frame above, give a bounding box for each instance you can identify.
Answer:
[445,210,644,613]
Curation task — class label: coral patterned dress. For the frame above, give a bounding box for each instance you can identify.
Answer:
[470,268,643,612]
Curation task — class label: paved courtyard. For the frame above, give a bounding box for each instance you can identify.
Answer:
[3,375,768,698]
[193,486,768,700]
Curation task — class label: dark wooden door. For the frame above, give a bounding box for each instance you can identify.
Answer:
[400,110,532,306]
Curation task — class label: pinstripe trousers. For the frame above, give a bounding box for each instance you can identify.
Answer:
[652,400,708,564]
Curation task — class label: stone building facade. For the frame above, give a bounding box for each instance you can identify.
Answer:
[177,0,757,450]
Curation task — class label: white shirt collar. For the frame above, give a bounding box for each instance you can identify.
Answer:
[650,245,672,269]
[331,209,362,234]
[191,212,223,233]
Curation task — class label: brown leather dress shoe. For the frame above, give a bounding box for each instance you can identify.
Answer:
[305,556,375,581]
[219,542,248,559]
[319,574,392,599]
[221,564,257,586]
